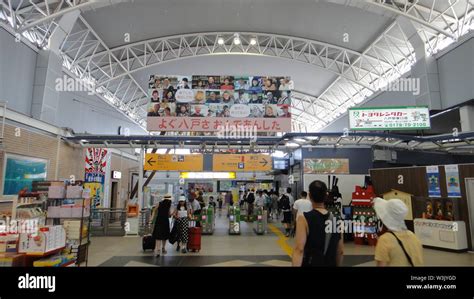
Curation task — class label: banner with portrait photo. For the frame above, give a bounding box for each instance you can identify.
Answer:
[147,75,293,132]
[84,148,110,208]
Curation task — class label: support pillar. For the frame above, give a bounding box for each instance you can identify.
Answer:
[31,11,80,124]
[460,105,474,132]
[138,147,144,209]
[397,16,442,109]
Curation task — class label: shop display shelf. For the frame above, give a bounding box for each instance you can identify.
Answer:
[25,246,66,257]
[60,260,76,267]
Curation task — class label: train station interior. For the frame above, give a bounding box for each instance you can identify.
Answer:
[0,0,473,269]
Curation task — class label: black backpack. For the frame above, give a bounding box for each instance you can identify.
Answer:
[280,194,290,210]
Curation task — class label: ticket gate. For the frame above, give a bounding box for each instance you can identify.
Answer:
[228,206,241,235]
[201,206,215,235]
[253,207,267,235]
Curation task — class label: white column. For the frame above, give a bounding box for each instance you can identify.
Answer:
[397,16,442,110]
[460,105,474,132]
[31,11,80,124]
[138,147,144,209]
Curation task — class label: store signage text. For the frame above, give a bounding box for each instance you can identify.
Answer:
[303,159,349,174]
[147,117,290,132]
[213,154,272,172]
[144,154,204,171]
[348,106,431,131]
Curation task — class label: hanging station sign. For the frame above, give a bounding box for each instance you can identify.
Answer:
[213,154,272,172]
[146,75,292,132]
[144,154,204,171]
[348,106,431,131]
[303,158,350,174]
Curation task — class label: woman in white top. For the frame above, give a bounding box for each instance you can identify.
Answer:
[173,197,191,253]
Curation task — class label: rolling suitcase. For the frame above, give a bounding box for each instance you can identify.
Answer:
[142,234,155,251]
[187,220,201,252]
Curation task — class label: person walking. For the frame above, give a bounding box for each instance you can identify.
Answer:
[263,190,272,220]
[246,189,256,218]
[151,194,172,257]
[280,187,294,237]
[174,197,191,254]
[270,191,279,219]
[373,198,424,266]
[217,193,223,210]
[292,181,344,267]
[292,191,312,237]
[187,196,202,227]
[255,190,265,209]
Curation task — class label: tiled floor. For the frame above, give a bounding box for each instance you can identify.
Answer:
[87,209,474,267]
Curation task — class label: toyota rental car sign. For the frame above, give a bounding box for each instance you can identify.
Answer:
[348,106,431,131]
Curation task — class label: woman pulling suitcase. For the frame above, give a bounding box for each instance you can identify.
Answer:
[174,196,191,253]
[151,194,172,257]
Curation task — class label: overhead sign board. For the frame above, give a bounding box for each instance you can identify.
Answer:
[348,106,431,131]
[303,159,350,174]
[144,154,203,171]
[146,75,292,132]
[213,154,272,172]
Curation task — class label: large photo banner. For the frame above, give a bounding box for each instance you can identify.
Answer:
[146,75,292,132]
[84,148,110,208]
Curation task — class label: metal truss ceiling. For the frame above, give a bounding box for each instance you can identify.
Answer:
[67,131,474,155]
[59,29,415,129]
[1,0,472,132]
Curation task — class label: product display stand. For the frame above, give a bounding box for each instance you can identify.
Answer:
[46,184,91,267]
[351,185,378,246]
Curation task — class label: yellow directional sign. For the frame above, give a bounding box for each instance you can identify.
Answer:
[144,154,204,171]
[213,154,272,172]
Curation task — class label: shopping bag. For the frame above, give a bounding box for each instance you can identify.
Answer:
[169,221,178,245]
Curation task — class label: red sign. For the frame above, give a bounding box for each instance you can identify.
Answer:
[147,117,291,132]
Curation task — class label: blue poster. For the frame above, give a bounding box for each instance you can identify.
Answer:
[445,164,461,197]
[3,155,47,195]
[426,166,441,197]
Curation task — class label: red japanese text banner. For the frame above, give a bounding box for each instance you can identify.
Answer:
[147,117,291,132]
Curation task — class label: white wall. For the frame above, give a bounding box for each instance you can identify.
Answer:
[0,28,146,135]
[437,37,474,108]
[56,89,147,135]
[321,37,474,132]
[0,28,36,115]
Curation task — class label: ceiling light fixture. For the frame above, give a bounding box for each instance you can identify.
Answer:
[286,142,300,148]
[250,37,257,45]
[233,33,241,45]
[217,37,225,45]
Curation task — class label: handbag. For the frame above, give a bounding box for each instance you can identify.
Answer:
[389,232,414,266]
[168,220,178,244]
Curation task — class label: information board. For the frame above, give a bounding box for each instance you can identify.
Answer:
[144,154,204,171]
[213,154,271,172]
[348,106,430,131]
